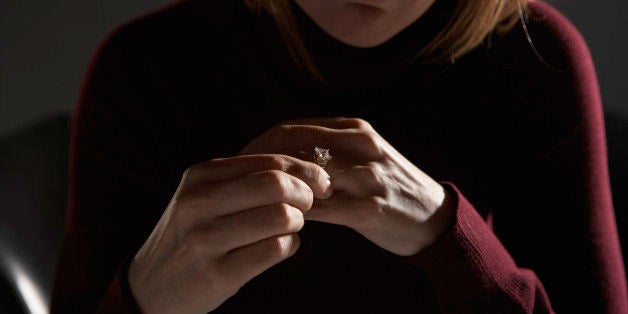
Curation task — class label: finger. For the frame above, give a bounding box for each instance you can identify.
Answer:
[304,192,382,231]
[293,149,350,173]
[204,203,304,253]
[329,164,386,197]
[220,233,300,287]
[264,125,382,160]
[179,170,313,218]
[283,117,374,130]
[185,154,332,199]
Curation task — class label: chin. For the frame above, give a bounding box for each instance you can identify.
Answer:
[337,35,389,48]
[333,3,391,47]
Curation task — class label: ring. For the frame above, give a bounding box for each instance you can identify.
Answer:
[313,147,332,168]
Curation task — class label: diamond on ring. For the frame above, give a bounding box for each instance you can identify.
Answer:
[313,147,332,168]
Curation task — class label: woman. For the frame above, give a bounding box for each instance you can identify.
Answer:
[51,0,628,312]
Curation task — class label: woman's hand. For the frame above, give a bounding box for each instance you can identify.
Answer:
[240,117,455,257]
[128,155,332,314]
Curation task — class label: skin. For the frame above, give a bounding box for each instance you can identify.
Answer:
[128,1,451,312]
[129,118,455,313]
[294,0,437,47]
[129,154,333,313]
[241,118,454,256]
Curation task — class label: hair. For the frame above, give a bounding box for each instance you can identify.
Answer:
[244,0,528,81]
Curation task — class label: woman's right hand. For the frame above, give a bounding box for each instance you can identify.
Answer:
[127,154,332,314]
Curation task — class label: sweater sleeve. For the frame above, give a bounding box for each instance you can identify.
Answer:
[403,183,554,313]
[403,3,627,313]
[50,22,180,313]
[94,257,142,313]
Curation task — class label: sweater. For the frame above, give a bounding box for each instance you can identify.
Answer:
[51,0,628,312]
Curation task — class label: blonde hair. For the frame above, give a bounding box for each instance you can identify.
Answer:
[245,0,528,81]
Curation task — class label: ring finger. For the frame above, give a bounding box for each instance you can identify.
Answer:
[203,203,304,253]
[329,164,386,197]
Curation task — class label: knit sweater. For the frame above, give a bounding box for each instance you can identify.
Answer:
[51,0,628,312]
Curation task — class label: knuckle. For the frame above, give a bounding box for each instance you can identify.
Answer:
[262,155,287,171]
[261,169,285,186]
[366,196,387,217]
[182,166,193,180]
[186,160,213,175]
[262,170,291,200]
[354,130,380,149]
[276,120,292,128]
[358,165,378,182]
[298,183,314,209]
[268,236,289,257]
[268,234,298,258]
[270,124,292,139]
[174,185,216,224]
[182,159,223,184]
[366,160,382,170]
[299,177,314,197]
[271,204,303,231]
[186,161,205,173]
[272,204,294,227]
[347,118,373,130]
[277,123,293,132]
[363,163,385,186]
[313,165,330,184]
[354,196,386,230]
[181,165,200,184]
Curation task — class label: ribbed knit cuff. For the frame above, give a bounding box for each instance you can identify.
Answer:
[95,256,143,314]
[401,182,526,312]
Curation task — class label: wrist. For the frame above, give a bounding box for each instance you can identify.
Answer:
[126,259,147,313]
[95,256,144,313]
[421,184,456,252]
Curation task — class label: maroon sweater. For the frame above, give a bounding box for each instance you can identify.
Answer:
[51,0,628,313]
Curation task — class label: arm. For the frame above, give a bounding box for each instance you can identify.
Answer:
[51,26,179,313]
[403,183,554,313]
[405,3,627,312]
[238,116,557,313]
[51,22,333,313]
[235,3,627,312]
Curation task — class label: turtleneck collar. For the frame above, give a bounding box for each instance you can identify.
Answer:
[253,0,458,97]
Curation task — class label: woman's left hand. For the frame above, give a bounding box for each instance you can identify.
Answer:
[240,117,455,256]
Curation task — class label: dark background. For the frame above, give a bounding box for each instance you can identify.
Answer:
[0,0,627,137]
